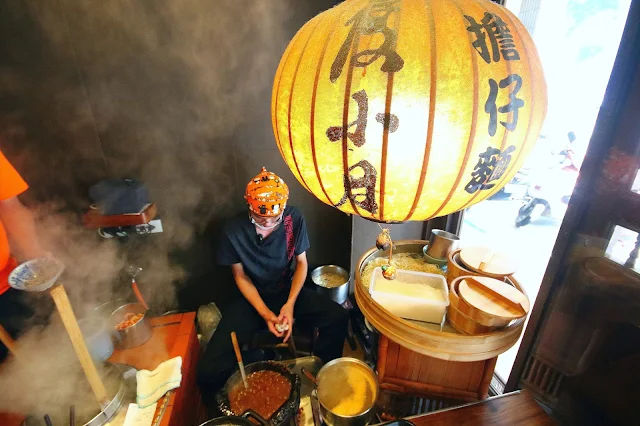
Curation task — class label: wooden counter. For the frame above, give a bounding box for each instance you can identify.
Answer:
[407,391,555,426]
[108,311,206,426]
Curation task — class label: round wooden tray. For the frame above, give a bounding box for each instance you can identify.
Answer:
[355,240,528,362]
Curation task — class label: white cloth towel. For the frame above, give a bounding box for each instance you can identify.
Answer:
[136,356,183,408]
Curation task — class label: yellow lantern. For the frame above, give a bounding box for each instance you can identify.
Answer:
[272,0,546,222]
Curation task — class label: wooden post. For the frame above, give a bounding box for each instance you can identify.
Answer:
[377,334,389,383]
[49,285,109,406]
[478,357,498,399]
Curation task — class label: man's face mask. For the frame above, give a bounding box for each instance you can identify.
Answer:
[249,212,283,230]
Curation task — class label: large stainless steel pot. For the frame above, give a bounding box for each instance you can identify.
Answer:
[311,265,350,305]
[200,410,268,426]
[21,365,127,426]
[314,357,379,426]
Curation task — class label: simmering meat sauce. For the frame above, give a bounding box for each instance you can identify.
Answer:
[115,313,144,331]
[229,370,291,419]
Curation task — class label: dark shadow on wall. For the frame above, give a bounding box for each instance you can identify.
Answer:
[0,0,350,312]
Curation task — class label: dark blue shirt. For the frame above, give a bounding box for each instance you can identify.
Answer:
[217,206,310,293]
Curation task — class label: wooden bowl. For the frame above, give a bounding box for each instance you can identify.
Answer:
[446,249,481,284]
[447,303,496,335]
[449,276,516,328]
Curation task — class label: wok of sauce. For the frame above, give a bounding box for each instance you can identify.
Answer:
[229,370,291,419]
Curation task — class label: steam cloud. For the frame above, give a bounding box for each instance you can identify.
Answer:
[0,0,300,419]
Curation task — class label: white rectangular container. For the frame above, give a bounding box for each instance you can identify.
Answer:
[369,267,449,324]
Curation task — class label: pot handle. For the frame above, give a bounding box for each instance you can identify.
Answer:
[241,410,269,426]
[300,367,317,385]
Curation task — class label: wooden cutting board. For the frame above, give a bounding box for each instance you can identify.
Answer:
[458,276,529,320]
[459,246,517,277]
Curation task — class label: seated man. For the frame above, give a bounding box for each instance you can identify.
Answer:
[197,167,348,393]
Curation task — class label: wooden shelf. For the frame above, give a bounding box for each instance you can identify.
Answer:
[83,204,157,229]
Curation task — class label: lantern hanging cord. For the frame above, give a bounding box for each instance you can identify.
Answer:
[378,223,393,264]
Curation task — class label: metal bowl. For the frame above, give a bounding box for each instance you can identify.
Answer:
[422,245,448,268]
[110,303,152,349]
[311,265,350,305]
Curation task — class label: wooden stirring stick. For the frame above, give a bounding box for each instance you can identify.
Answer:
[465,276,527,315]
[50,285,109,406]
[230,332,248,389]
[0,324,18,357]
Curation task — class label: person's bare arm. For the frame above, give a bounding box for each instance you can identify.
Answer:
[0,196,45,262]
[287,252,307,306]
[231,262,284,338]
[278,252,308,342]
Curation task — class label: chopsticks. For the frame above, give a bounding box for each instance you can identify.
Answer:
[230,332,248,389]
[42,405,74,426]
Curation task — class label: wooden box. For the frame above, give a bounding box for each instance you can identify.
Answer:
[377,334,497,402]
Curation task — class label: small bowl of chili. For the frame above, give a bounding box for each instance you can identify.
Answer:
[110,302,152,349]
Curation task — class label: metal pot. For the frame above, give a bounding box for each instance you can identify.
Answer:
[110,303,152,349]
[216,361,301,426]
[200,410,268,426]
[306,357,379,426]
[426,230,460,259]
[78,316,114,363]
[311,265,350,305]
[21,365,127,426]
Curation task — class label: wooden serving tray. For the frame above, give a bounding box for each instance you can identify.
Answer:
[355,240,529,362]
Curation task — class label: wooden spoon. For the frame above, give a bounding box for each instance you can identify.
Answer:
[231,332,248,389]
